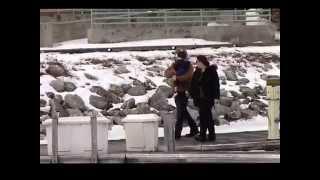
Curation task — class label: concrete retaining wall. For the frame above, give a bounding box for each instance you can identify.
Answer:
[88,23,277,44]
[40,21,91,47]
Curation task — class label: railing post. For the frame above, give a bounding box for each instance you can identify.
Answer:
[49,98,59,163]
[200,9,203,27]
[266,77,280,140]
[90,9,93,28]
[90,110,98,163]
[160,111,175,152]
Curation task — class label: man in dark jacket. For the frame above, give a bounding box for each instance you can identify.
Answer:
[189,55,220,142]
[165,49,199,139]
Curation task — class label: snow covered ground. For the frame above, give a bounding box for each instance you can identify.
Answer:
[40,38,280,144]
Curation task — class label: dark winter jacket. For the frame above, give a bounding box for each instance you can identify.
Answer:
[175,59,190,76]
[189,64,220,107]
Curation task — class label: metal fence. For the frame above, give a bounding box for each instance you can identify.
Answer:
[40,9,272,26]
[90,9,272,26]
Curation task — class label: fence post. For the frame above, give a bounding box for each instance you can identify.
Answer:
[49,98,59,163]
[160,111,175,152]
[90,110,98,163]
[266,78,280,140]
[90,9,93,28]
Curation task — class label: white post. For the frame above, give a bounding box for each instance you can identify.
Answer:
[266,78,280,140]
[90,110,98,163]
[49,99,59,163]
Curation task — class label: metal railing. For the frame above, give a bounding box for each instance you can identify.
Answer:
[90,9,272,26]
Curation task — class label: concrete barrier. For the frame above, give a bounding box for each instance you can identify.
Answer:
[88,23,277,44]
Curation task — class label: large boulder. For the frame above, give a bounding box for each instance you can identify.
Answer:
[239,86,257,97]
[121,98,136,109]
[45,64,67,77]
[236,78,250,85]
[114,66,130,74]
[84,73,98,80]
[241,109,258,119]
[156,85,174,98]
[121,84,132,94]
[89,95,111,110]
[148,93,171,111]
[214,104,232,116]
[109,84,125,97]
[127,86,147,96]
[64,94,86,111]
[226,110,242,121]
[40,99,47,107]
[49,79,65,92]
[219,97,234,107]
[66,109,83,117]
[223,70,238,81]
[90,86,122,104]
[64,81,77,92]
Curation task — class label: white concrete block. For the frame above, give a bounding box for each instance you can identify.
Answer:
[122,114,160,152]
[43,116,111,156]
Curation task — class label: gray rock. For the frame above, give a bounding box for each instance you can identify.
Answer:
[276,63,280,69]
[121,84,132,94]
[238,67,247,74]
[127,86,147,96]
[249,100,268,113]
[239,86,256,97]
[102,61,112,67]
[226,110,242,121]
[241,98,251,104]
[136,102,151,114]
[220,89,228,97]
[89,95,111,110]
[64,94,86,111]
[40,99,47,107]
[230,91,240,98]
[236,78,250,85]
[143,60,156,66]
[260,74,268,81]
[237,72,246,77]
[264,64,273,70]
[241,109,258,119]
[147,71,155,77]
[64,81,77,92]
[254,85,264,95]
[50,79,65,92]
[90,86,122,104]
[230,101,241,111]
[215,104,232,116]
[121,98,136,109]
[114,66,130,74]
[219,76,226,81]
[163,78,174,87]
[66,108,83,117]
[84,73,98,80]
[146,65,164,74]
[110,116,123,125]
[221,79,227,85]
[109,84,124,97]
[223,70,238,81]
[104,108,122,117]
[136,56,148,62]
[144,78,157,90]
[148,93,171,111]
[156,85,174,98]
[45,64,67,77]
[88,58,104,64]
[219,97,234,107]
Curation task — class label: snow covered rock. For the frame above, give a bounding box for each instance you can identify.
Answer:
[84,73,98,80]
[239,86,256,97]
[66,108,83,116]
[121,98,136,109]
[241,109,258,119]
[64,81,77,92]
[64,94,86,111]
[214,104,232,116]
[236,78,250,85]
[40,99,47,107]
[45,64,68,77]
[89,95,111,110]
[127,86,147,96]
[114,66,130,74]
[226,110,242,121]
[156,85,174,98]
[50,79,65,92]
[148,93,171,111]
[219,97,234,107]
[223,70,238,81]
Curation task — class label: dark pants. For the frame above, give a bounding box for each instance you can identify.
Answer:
[174,92,198,137]
[199,100,216,138]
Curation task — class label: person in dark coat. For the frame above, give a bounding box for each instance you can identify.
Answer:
[165,49,199,139]
[189,55,220,142]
